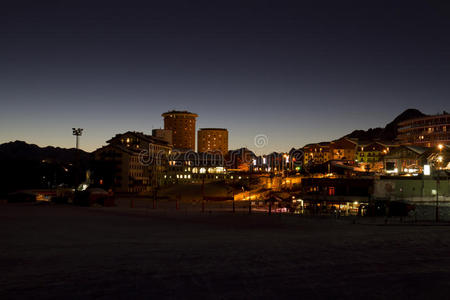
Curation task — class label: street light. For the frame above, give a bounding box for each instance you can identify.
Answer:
[434,143,443,222]
[282,153,289,175]
[433,144,445,172]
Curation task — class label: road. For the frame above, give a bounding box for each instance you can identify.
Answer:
[1,203,450,299]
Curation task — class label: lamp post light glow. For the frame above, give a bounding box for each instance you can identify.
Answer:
[281,154,289,174]
[437,144,444,169]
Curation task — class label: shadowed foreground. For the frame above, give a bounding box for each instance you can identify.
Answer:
[1,204,450,299]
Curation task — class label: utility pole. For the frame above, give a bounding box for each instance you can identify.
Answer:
[152,146,158,209]
[435,144,444,223]
[268,192,272,215]
[436,173,440,223]
[201,176,205,212]
[248,190,252,214]
[231,190,235,213]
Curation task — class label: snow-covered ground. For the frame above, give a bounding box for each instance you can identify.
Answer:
[1,203,450,299]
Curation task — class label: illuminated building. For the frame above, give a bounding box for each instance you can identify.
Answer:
[330,138,357,161]
[303,142,331,165]
[162,110,198,150]
[166,150,227,183]
[302,138,358,167]
[226,148,256,171]
[397,112,450,147]
[356,142,394,171]
[383,145,430,174]
[197,128,228,155]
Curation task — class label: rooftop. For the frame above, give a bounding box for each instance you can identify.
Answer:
[162,110,198,117]
[106,131,170,146]
[403,145,430,155]
[199,128,228,131]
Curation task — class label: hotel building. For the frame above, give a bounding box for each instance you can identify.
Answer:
[397,112,450,147]
[93,131,172,193]
[197,128,228,155]
[356,141,393,171]
[303,142,331,165]
[162,110,198,150]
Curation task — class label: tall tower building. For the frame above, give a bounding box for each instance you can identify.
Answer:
[198,128,228,155]
[161,110,198,150]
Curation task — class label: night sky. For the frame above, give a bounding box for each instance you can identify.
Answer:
[1,0,449,153]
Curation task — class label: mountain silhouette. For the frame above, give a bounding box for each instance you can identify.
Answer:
[0,140,91,162]
[0,141,92,194]
[345,109,426,141]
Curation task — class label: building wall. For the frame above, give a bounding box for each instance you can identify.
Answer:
[95,132,172,193]
[330,138,357,161]
[94,146,131,193]
[382,146,428,174]
[152,129,173,145]
[302,178,374,197]
[162,111,198,150]
[397,113,450,147]
[356,142,391,171]
[373,177,450,204]
[303,144,331,165]
[197,128,228,154]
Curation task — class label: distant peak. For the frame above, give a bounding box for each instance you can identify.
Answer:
[391,109,426,124]
[344,108,426,141]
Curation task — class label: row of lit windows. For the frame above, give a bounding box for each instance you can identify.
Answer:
[357,152,383,157]
[130,171,144,178]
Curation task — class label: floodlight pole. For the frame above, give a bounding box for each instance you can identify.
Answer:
[72,128,83,150]
[72,128,84,187]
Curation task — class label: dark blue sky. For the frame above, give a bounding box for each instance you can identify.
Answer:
[1,0,449,153]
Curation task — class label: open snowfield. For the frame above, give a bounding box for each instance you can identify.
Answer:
[1,203,450,299]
